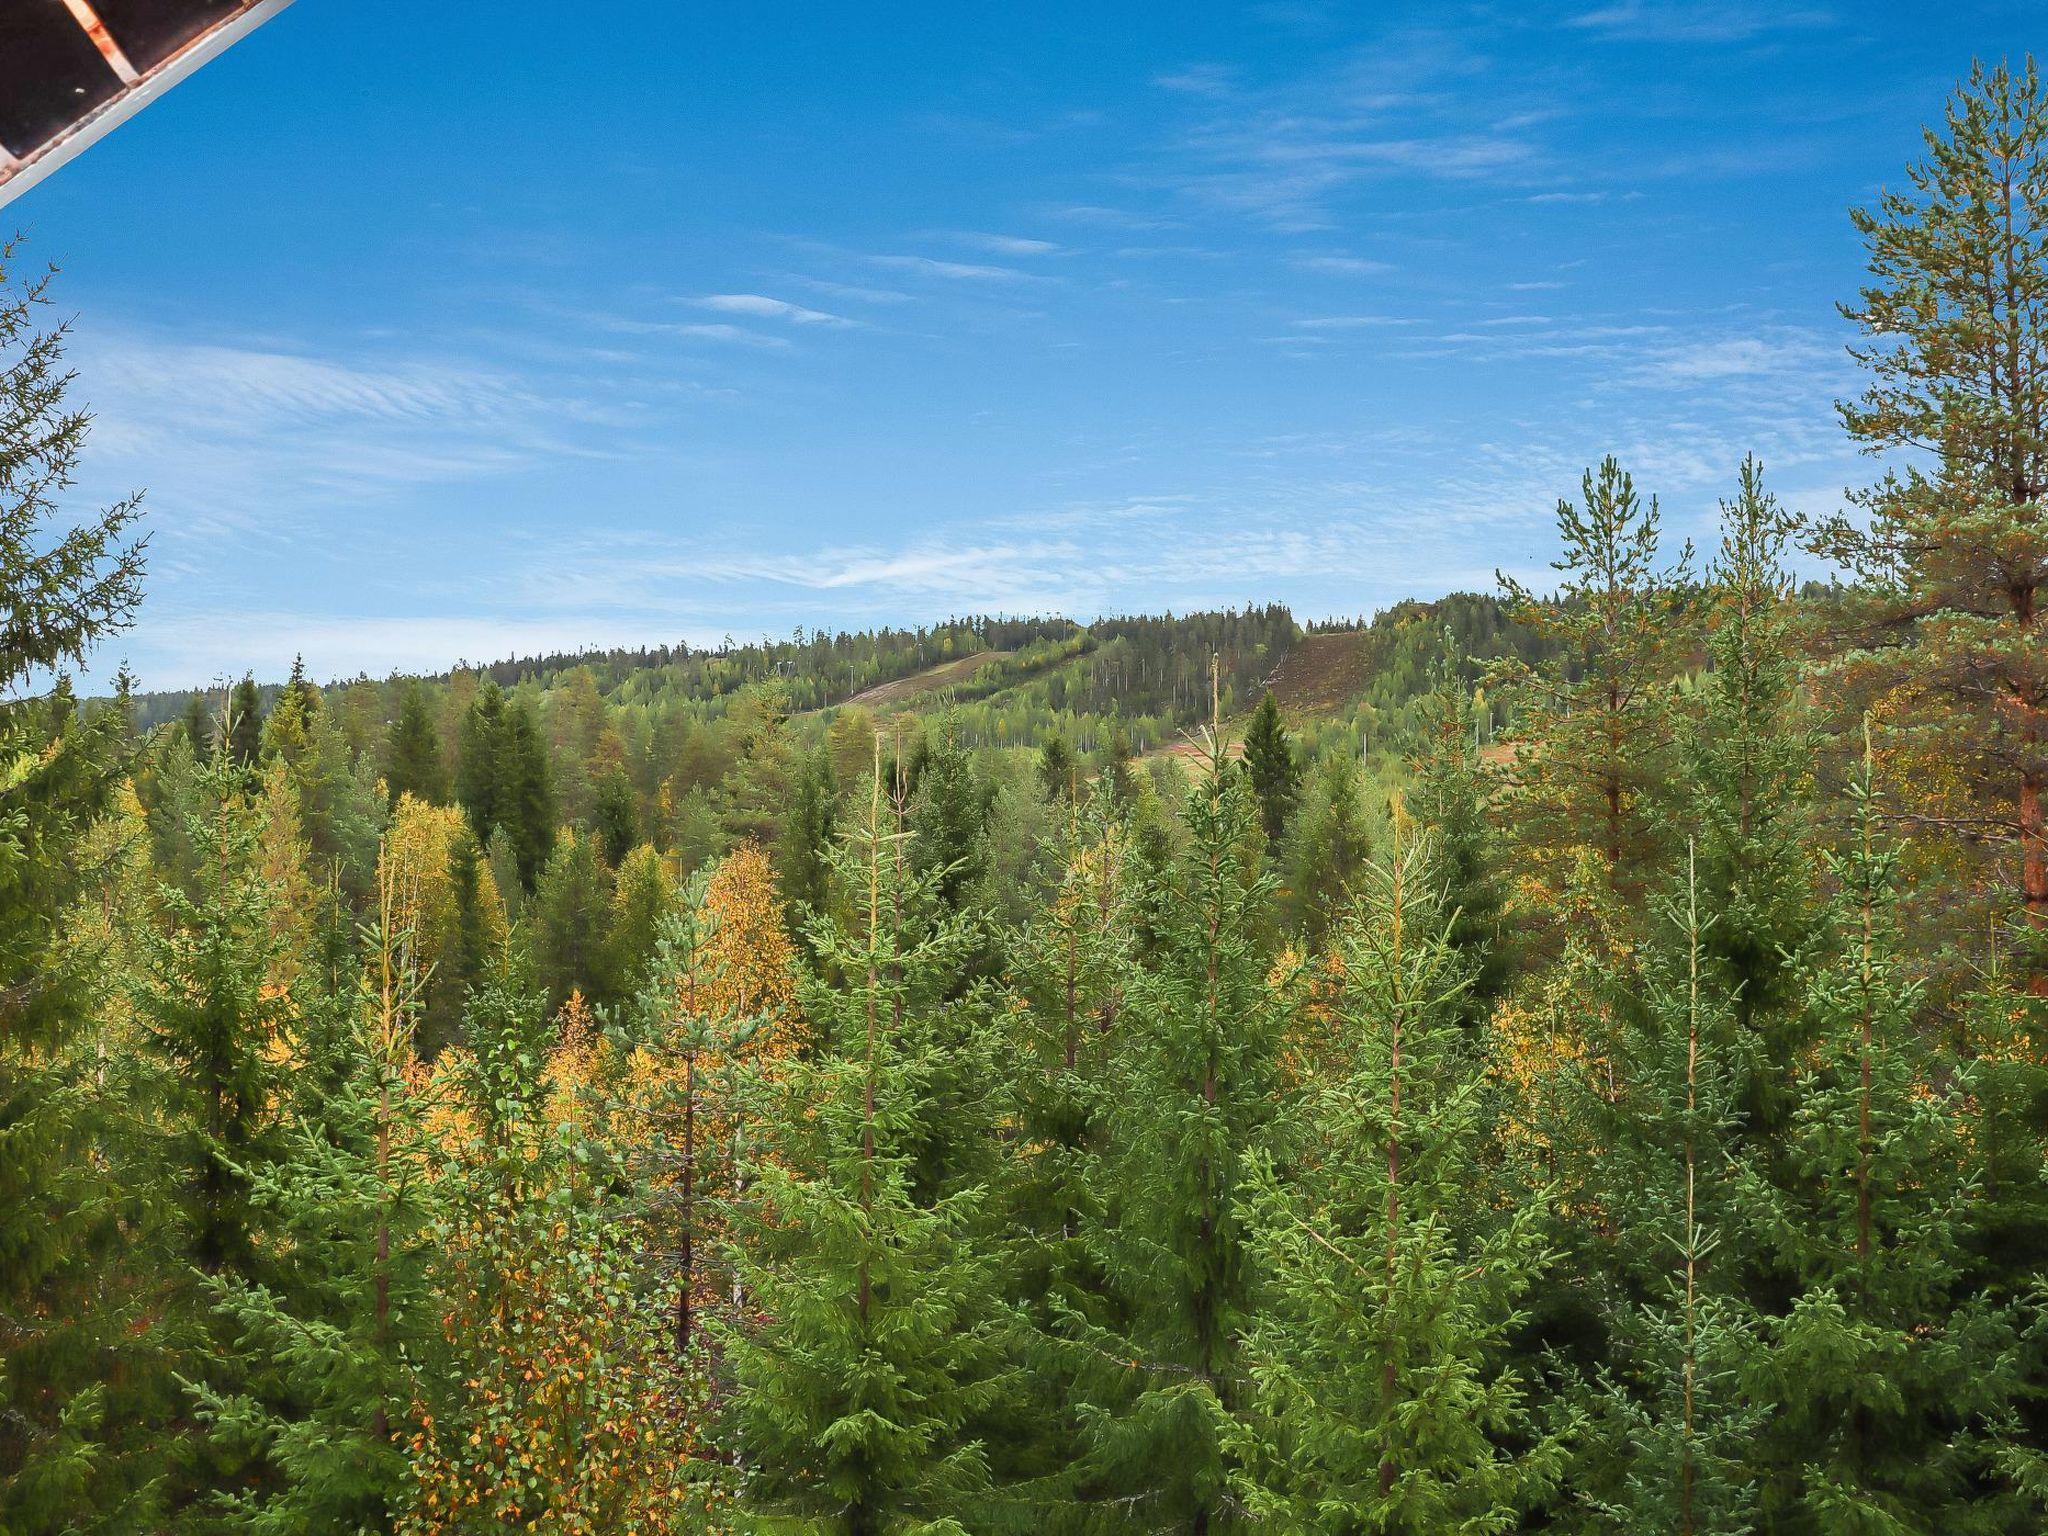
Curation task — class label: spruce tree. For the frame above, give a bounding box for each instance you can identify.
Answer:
[1759,732,2039,1530]
[911,718,993,912]
[1241,692,1299,845]
[530,829,614,1010]
[1408,647,1513,1028]
[134,744,293,1528]
[1038,732,1079,802]
[1493,457,1691,909]
[1811,60,2048,978]
[227,675,264,770]
[591,758,639,867]
[1067,710,1288,1533]
[721,757,1015,1533]
[1573,847,1766,1533]
[187,864,439,1534]
[1690,458,1817,1035]
[494,699,557,892]
[779,743,839,921]
[452,679,504,844]
[1279,751,1373,949]
[1235,820,1557,1533]
[0,244,151,1534]
[1004,788,1137,1510]
[182,690,214,756]
[384,679,447,808]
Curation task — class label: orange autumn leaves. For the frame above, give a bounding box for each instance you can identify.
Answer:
[396,841,798,1535]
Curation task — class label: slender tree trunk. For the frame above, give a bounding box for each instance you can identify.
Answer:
[1381,818,1406,1501]
[677,1048,696,1357]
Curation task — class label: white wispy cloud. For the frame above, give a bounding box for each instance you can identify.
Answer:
[1289,253,1394,274]
[694,293,854,325]
[1290,314,1419,329]
[1154,64,1238,96]
[1143,32,1554,228]
[665,322,792,347]
[69,322,675,567]
[947,232,1064,255]
[1565,2,1837,43]
[867,253,1038,281]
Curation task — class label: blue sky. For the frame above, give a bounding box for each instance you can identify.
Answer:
[16,1,2036,689]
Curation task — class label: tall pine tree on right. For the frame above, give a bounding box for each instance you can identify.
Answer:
[1811,58,2048,987]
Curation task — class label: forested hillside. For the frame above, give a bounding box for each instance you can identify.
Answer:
[5,58,2048,1536]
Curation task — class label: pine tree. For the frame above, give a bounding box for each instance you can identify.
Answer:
[0,243,151,1535]
[1493,457,1692,908]
[1235,819,1558,1533]
[1241,692,1299,845]
[384,679,447,808]
[721,755,1015,1533]
[1067,707,1288,1533]
[1811,60,2048,980]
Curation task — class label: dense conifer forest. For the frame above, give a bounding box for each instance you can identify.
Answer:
[4,58,2048,1536]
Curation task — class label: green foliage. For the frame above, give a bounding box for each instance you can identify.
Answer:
[1236,827,1557,1533]
[592,759,639,867]
[1755,750,2039,1532]
[455,682,556,892]
[133,745,295,1528]
[722,770,1016,1533]
[0,245,153,1535]
[1407,650,1512,1028]
[187,905,439,1535]
[384,679,448,808]
[779,744,839,921]
[1688,458,1817,1037]
[1813,59,2048,970]
[1062,730,1288,1533]
[227,677,264,770]
[1242,692,1300,845]
[1494,456,1692,905]
[1280,752,1374,949]
[530,830,615,1010]
[910,719,993,912]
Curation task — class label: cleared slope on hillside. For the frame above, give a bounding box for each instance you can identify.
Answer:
[841,650,1011,709]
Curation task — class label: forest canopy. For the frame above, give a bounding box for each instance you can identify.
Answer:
[4,55,2048,1536]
